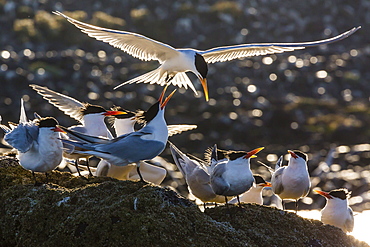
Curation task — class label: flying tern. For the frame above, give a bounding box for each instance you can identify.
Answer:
[314,188,354,233]
[271,150,311,212]
[53,11,360,101]
[210,147,264,206]
[60,86,176,181]
[229,175,271,205]
[0,99,64,183]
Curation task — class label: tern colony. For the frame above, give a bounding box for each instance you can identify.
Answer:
[0,11,360,233]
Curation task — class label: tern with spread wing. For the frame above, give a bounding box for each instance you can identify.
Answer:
[61,87,176,181]
[30,84,126,176]
[170,143,228,205]
[0,99,64,183]
[314,188,354,233]
[54,11,360,101]
[271,150,310,212]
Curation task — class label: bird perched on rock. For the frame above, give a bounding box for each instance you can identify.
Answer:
[170,143,228,205]
[53,11,360,101]
[210,147,264,206]
[60,86,176,181]
[229,175,271,205]
[271,150,310,212]
[96,106,197,184]
[0,99,64,184]
[314,188,354,233]
[30,84,127,176]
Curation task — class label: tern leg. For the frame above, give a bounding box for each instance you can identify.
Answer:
[237,195,242,207]
[74,159,82,177]
[224,196,229,209]
[295,200,298,213]
[136,162,144,182]
[86,158,93,177]
[282,200,286,211]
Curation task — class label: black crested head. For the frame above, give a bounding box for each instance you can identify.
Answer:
[253,175,266,184]
[81,104,106,115]
[227,151,248,161]
[36,117,59,128]
[142,101,160,123]
[293,150,308,162]
[329,189,350,200]
[195,53,208,79]
[111,106,136,119]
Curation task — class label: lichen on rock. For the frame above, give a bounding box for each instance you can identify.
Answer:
[0,157,368,247]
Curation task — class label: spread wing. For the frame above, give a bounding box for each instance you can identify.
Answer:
[3,122,39,153]
[199,27,360,63]
[167,124,197,137]
[30,84,85,122]
[53,11,180,63]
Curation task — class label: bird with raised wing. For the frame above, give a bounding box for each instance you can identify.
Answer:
[170,142,228,205]
[60,86,176,181]
[0,99,64,183]
[314,188,354,233]
[30,84,127,176]
[53,11,360,101]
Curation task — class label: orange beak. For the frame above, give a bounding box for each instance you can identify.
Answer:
[103,111,127,116]
[288,150,298,159]
[244,147,264,159]
[262,182,272,187]
[314,190,332,199]
[199,78,209,102]
[52,126,65,133]
[160,86,177,109]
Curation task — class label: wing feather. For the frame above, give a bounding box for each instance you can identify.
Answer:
[53,11,180,63]
[30,84,85,122]
[200,27,360,64]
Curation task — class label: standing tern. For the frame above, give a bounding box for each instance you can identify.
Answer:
[210,147,264,206]
[170,142,228,205]
[30,84,126,176]
[271,150,310,212]
[229,175,271,205]
[0,99,64,183]
[60,86,176,181]
[96,106,197,184]
[314,188,354,233]
[53,11,360,101]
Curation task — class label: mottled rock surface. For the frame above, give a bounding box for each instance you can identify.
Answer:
[1,157,368,247]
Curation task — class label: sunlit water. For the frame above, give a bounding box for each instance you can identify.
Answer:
[298,210,370,245]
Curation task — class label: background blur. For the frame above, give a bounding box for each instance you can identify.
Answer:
[0,0,369,211]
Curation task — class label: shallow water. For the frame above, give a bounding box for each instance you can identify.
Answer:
[298,210,370,245]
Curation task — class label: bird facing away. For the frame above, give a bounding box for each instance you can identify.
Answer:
[60,86,176,180]
[53,11,360,101]
[30,84,126,176]
[0,99,64,183]
[314,189,354,233]
[210,147,264,205]
[271,150,311,212]
[229,175,271,205]
[170,142,227,204]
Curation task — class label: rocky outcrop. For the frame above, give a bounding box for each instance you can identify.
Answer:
[0,157,368,247]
